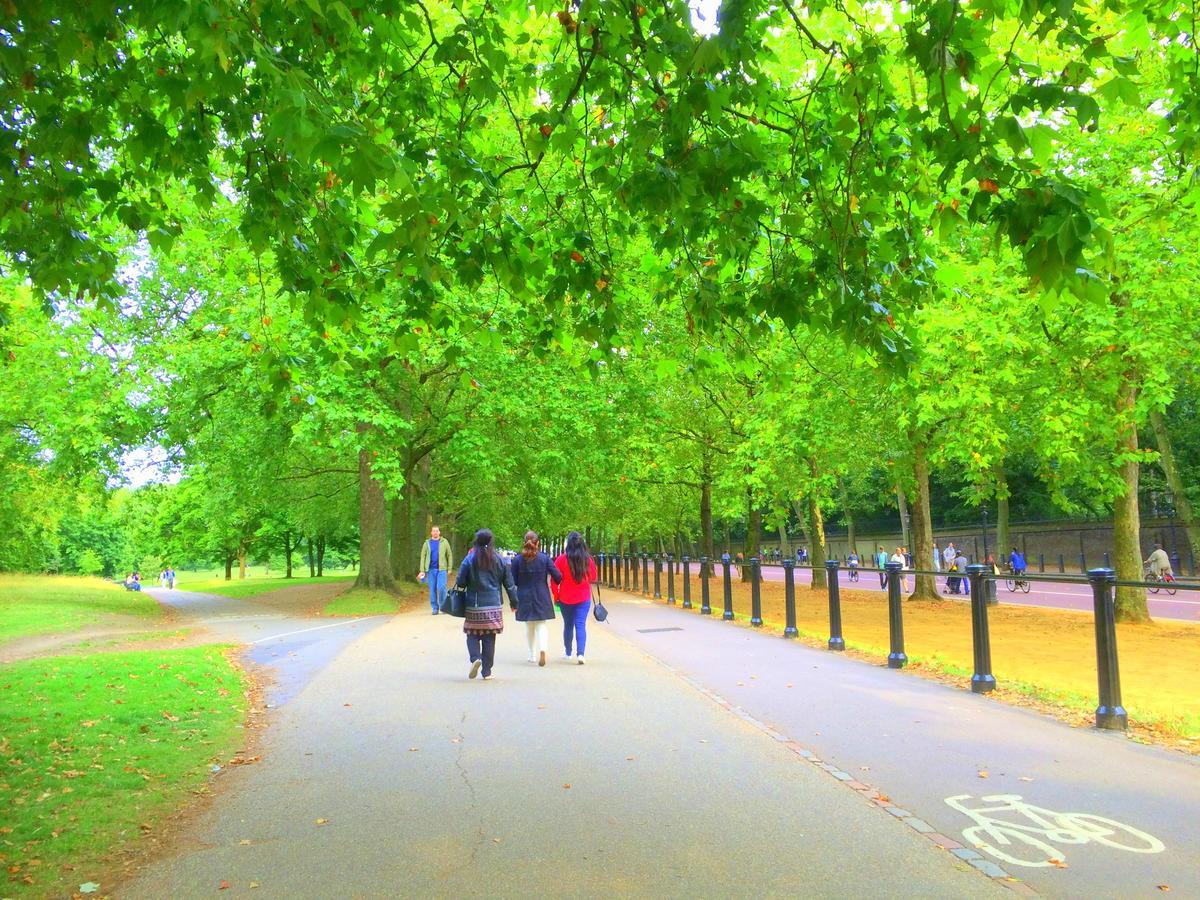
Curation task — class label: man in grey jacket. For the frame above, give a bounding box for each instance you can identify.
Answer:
[419,526,454,614]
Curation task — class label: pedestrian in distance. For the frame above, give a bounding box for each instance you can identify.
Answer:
[418,525,454,616]
[955,550,969,596]
[552,530,598,665]
[509,530,562,667]
[456,528,518,681]
[943,542,957,572]
[890,546,907,592]
[876,545,889,587]
[166,566,176,589]
[933,543,941,572]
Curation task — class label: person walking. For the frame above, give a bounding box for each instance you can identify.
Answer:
[509,530,562,667]
[955,549,969,596]
[455,529,518,681]
[875,545,889,587]
[552,531,598,665]
[933,543,941,573]
[890,546,908,592]
[942,542,957,572]
[419,525,454,616]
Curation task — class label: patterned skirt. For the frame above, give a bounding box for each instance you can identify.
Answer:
[464,605,504,636]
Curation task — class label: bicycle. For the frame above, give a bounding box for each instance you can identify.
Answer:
[1145,569,1178,596]
[847,565,859,582]
[1004,568,1030,594]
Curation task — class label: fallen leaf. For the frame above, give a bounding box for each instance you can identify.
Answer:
[978,771,990,778]
[563,783,572,789]
[625,756,635,761]
[249,882,260,889]
[1018,776,1034,782]
[343,703,352,708]
[492,838,501,843]
[699,739,709,744]
[877,794,891,803]
[315,818,329,826]
[859,766,870,772]
[736,681,745,686]
[239,839,252,846]
[1049,858,1068,869]
[409,747,419,752]
[219,881,231,890]
[1157,885,1170,892]
[786,683,793,688]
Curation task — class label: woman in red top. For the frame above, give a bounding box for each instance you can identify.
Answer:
[551,531,597,664]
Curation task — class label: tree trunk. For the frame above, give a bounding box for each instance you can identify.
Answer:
[743,486,761,582]
[389,492,412,581]
[839,478,857,556]
[317,536,326,577]
[807,460,828,588]
[700,473,714,573]
[910,441,940,600]
[224,551,234,581]
[777,523,789,559]
[1150,407,1200,562]
[238,543,248,580]
[1113,371,1149,622]
[355,440,396,591]
[995,465,1010,565]
[284,531,294,578]
[307,537,316,578]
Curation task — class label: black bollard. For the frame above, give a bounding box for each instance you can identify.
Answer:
[1038,553,1045,574]
[623,554,630,591]
[653,555,662,599]
[700,556,712,614]
[750,557,763,626]
[1058,554,1065,574]
[1079,551,1087,573]
[826,560,845,651]
[1103,551,1110,568]
[721,554,734,620]
[632,553,639,592]
[666,555,675,605]
[783,559,798,638]
[642,554,651,595]
[682,556,692,609]
[1088,568,1127,730]
[885,561,907,669]
[967,564,996,693]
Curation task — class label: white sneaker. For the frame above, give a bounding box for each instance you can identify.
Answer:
[482,673,495,681]
[563,653,572,662]
[469,660,482,679]
[527,656,535,664]
[577,656,586,666]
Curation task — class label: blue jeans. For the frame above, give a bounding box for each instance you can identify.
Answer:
[428,569,447,612]
[560,600,591,657]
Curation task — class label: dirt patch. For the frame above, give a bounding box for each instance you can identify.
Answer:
[642,574,1200,751]
[241,580,356,617]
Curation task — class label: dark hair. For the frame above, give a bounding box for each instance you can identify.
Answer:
[565,531,590,582]
[472,529,497,571]
[522,531,540,560]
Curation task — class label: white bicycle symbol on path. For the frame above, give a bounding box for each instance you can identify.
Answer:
[945,794,1165,867]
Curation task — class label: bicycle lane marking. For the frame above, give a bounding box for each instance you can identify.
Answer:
[944,794,1166,868]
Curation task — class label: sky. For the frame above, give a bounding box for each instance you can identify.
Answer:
[692,0,721,34]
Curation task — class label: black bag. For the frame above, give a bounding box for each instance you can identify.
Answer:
[441,583,468,618]
[592,583,608,622]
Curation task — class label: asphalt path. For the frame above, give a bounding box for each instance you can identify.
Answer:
[123,605,1001,899]
[608,593,1200,897]
[749,564,1200,622]
[148,588,389,706]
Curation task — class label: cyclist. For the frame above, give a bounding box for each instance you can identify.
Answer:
[847,550,860,581]
[1143,543,1173,580]
[1008,546,1027,578]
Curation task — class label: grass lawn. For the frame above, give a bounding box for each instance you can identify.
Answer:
[657,575,1200,746]
[175,573,355,599]
[0,575,162,646]
[321,586,423,616]
[0,646,248,898]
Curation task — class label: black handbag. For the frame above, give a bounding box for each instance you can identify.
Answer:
[592,583,608,622]
[441,582,468,618]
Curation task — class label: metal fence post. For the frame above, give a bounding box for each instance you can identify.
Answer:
[653,554,662,599]
[1038,553,1045,574]
[721,553,734,620]
[885,561,907,669]
[700,556,712,614]
[682,556,692,609]
[1103,551,1111,568]
[666,555,675,604]
[1088,568,1127,730]
[631,553,639,592]
[642,553,650,595]
[826,560,845,651]
[967,564,996,693]
[783,559,798,638]
[750,557,763,626]
[1058,554,1065,574]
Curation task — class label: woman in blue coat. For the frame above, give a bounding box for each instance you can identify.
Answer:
[508,530,562,667]
[456,528,519,680]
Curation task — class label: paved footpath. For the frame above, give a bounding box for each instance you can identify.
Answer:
[607,593,1200,897]
[123,600,1002,899]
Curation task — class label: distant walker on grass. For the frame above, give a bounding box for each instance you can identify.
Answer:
[419,525,454,616]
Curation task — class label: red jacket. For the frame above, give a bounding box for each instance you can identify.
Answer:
[551,554,597,604]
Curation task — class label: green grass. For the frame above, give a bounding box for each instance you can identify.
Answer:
[0,575,162,646]
[0,646,248,898]
[175,573,355,599]
[322,587,409,616]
